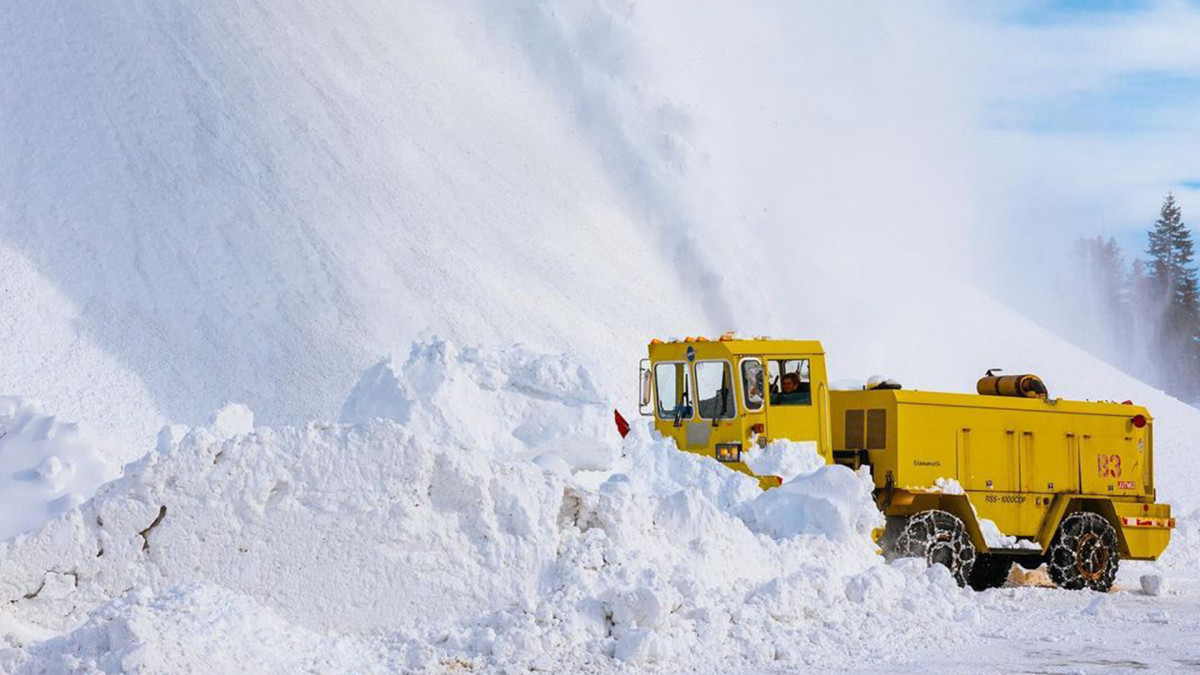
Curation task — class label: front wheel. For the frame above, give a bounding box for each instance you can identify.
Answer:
[1048,512,1120,591]
[883,510,976,587]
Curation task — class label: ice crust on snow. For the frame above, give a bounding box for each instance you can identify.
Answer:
[0,342,982,672]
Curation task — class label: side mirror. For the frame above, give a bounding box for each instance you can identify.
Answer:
[639,359,653,416]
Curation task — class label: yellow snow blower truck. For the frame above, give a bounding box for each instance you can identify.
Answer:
[637,336,1173,591]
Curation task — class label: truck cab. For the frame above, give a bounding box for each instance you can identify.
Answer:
[640,335,831,487]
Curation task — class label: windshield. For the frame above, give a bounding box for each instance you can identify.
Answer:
[654,362,692,419]
[695,361,736,419]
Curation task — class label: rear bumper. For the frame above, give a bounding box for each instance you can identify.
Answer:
[1114,501,1173,560]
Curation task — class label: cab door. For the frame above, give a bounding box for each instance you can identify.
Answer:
[764,356,825,452]
[651,361,693,450]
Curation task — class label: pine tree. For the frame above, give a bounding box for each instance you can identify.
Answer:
[1144,194,1200,398]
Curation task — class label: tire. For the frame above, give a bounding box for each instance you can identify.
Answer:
[883,510,976,587]
[969,554,1012,591]
[1048,512,1120,592]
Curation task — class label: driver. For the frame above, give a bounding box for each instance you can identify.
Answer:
[781,372,800,394]
[773,371,811,405]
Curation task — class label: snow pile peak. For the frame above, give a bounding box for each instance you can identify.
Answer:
[341,340,608,458]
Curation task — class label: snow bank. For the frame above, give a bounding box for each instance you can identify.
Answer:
[1,342,981,672]
[0,398,119,541]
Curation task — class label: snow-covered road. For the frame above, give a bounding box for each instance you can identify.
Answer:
[874,570,1199,674]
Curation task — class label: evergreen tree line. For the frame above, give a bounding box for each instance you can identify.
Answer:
[1072,194,1200,401]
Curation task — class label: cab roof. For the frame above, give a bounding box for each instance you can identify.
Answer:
[648,337,824,357]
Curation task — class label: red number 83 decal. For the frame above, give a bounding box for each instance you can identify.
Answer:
[1097,453,1122,478]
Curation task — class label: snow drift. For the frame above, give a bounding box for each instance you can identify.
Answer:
[0,342,984,672]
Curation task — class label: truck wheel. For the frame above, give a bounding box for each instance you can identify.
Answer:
[885,510,976,587]
[1048,512,1119,591]
[968,554,1012,591]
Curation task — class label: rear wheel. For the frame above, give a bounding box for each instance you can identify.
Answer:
[969,554,1012,591]
[1048,512,1119,591]
[883,510,976,587]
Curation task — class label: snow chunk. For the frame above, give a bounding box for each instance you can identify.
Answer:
[208,403,254,439]
[741,439,825,483]
[1141,574,1168,596]
[745,465,883,540]
[933,477,965,495]
[338,358,410,425]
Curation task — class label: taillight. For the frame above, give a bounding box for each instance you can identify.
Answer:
[1132,414,1147,428]
[750,423,765,434]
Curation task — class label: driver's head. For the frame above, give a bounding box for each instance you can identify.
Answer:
[781,372,800,393]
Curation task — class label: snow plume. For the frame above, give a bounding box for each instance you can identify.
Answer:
[482,0,740,330]
[0,341,980,672]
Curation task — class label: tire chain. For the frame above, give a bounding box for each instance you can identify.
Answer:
[889,510,976,587]
[1048,512,1119,592]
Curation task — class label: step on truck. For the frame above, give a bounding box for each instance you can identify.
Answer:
[637,335,1174,590]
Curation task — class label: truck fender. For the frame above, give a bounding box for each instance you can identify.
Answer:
[1036,495,1130,557]
[931,494,991,553]
[886,491,991,553]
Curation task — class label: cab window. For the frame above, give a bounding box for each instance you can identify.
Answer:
[695,361,736,419]
[654,362,693,420]
[741,359,764,411]
[769,359,811,406]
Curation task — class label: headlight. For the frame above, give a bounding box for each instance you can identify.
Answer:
[715,442,742,463]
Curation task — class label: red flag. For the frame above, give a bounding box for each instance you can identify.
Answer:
[614,409,630,438]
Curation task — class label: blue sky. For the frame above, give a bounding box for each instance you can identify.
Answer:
[1010,0,1158,24]
[967,0,1200,260]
